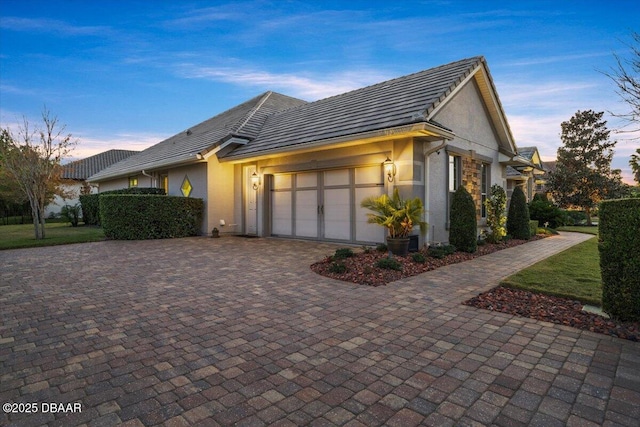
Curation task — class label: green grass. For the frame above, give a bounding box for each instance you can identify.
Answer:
[556,225,599,235]
[500,236,601,306]
[0,222,105,250]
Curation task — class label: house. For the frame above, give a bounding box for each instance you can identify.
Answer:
[505,146,547,202]
[46,149,139,217]
[89,56,531,245]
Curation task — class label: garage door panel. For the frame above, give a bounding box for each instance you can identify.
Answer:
[272,191,292,235]
[323,188,350,240]
[295,190,318,237]
[355,187,385,243]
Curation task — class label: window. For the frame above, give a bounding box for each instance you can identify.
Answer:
[160,175,168,194]
[128,177,138,188]
[481,164,489,218]
[448,155,460,193]
[181,175,192,197]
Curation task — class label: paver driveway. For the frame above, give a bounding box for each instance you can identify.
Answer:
[1,233,638,426]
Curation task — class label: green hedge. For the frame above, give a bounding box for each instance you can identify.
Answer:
[79,188,166,226]
[529,220,538,237]
[100,194,203,240]
[449,186,477,253]
[507,186,531,240]
[79,194,100,225]
[102,187,166,195]
[599,198,640,321]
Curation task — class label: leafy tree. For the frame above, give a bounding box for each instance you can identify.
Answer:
[507,186,530,239]
[484,184,507,243]
[548,110,618,225]
[631,148,640,184]
[0,110,76,239]
[449,186,477,253]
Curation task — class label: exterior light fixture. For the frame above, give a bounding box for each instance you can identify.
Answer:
[383,157,396,182]
[251,171,260,190]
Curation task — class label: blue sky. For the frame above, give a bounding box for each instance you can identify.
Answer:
[1,0,639,183]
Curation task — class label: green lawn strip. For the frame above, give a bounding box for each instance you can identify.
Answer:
[556,225,599,235]
[0,222,105,250]
[500,236,601,306]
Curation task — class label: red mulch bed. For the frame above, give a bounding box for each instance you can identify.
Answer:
[311,235,640,342]
[463,286,639,342]
[310,235,545,287]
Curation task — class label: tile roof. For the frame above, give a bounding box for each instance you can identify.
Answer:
[225,57,483,159]
[63,149,139,180]
[90,56,510,181]
[89,92,306,181]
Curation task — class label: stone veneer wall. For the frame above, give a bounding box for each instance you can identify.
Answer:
[462,157,482,220]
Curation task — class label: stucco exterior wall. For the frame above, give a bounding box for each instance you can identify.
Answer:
[428,78,507,244]
[98,176,139,192]
[205,157,236,236]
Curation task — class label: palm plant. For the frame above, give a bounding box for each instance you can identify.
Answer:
[361,188,426,239]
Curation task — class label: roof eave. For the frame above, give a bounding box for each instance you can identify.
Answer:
[220,121,455,163]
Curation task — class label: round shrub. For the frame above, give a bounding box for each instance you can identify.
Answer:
[376,257,402,270]
[507,186,531,240]
[449,186,477,253]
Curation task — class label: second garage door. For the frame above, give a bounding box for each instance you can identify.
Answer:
[271,166,386,244]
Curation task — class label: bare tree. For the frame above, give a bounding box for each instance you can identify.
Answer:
[0,109,76,239]
[605,32,640,135]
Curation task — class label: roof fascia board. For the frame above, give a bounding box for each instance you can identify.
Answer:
[88,155,204,182]
[221,122,454,163]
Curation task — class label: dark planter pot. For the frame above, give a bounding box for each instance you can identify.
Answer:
[387,237,410,257]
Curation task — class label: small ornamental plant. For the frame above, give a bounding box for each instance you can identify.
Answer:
[484,184,507,243]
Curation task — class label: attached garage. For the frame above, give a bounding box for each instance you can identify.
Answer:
[270,166,385,244]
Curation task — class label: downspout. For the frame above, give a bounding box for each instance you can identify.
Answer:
[423,139,447,245]
[141,170,155,187]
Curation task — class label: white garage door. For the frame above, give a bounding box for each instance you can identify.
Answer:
[270,166,385,243]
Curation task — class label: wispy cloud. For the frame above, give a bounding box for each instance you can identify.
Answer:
[0,16,111,37]
[503,52,611,67]
[71,132,165,159]
[177,65,391,100]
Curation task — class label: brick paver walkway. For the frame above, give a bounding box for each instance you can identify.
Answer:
[1,232,638,426]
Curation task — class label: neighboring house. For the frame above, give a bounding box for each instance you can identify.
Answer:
[505,146,547,202]
[90,56,531,246]
[46,149,139,217]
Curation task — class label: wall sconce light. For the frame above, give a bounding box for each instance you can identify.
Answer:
[251,171,260,190]
[383,157,396,182]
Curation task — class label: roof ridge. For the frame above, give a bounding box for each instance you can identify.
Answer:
[232,91,274,135]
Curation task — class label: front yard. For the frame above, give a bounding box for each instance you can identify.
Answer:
[0,222,105,250]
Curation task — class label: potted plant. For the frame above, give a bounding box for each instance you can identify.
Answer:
[361,188,426,256]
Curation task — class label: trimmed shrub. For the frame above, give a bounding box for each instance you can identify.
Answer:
[528,194,567,228]
[102,187,166,195]
[376,243,388,252]
[329,262,347,273]
[507,186,531,240]
[100,194,203,240]
[333,248,354,259]
[529,220,539,237]
[449,186,477,253]
[79,194,100,225]
[411,252,426,263]
[565,210,587,226]
[599,198,640,321]
[376,257,402,270]
[428,244,456,259]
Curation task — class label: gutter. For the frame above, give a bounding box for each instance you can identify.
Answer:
[424,139,448,245]
[141,170,155,187]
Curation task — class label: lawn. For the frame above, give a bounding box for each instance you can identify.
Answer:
[0,222,105,250]
[556,225,599,235]
[500,234,601,306]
